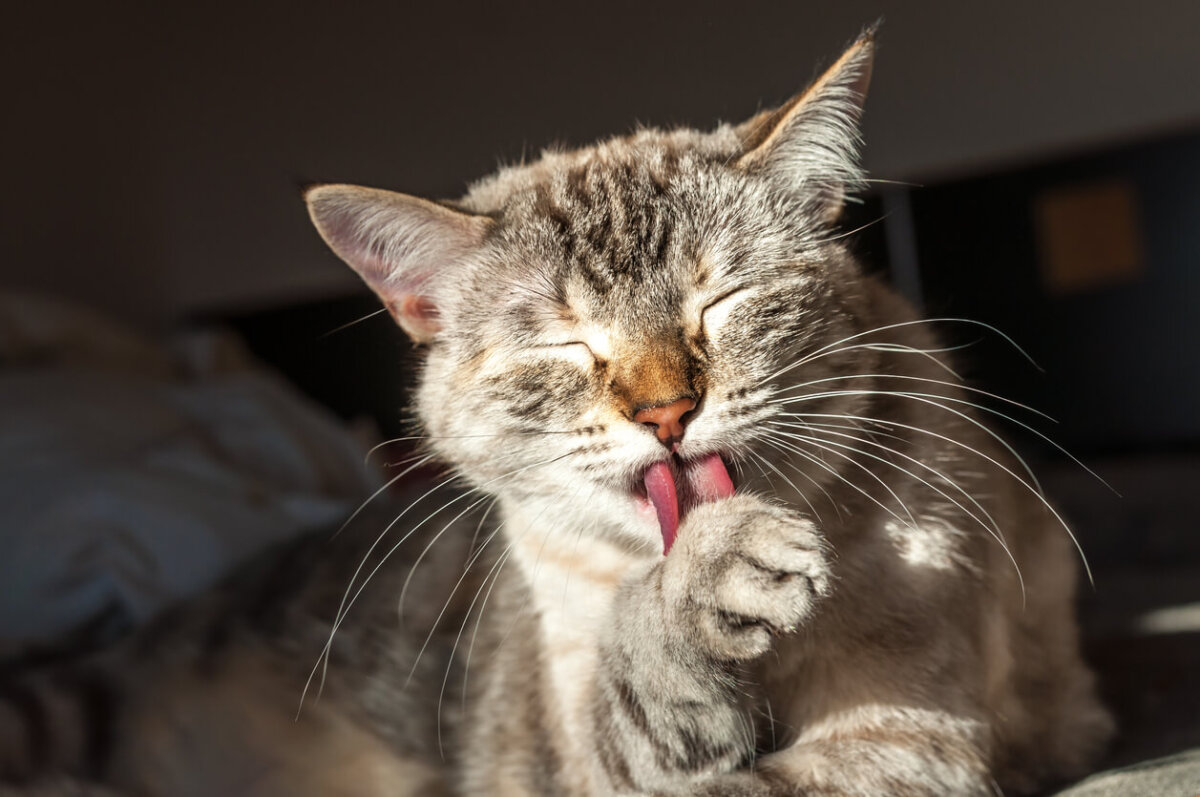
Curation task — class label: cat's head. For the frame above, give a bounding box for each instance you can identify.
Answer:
[307,32,887,554]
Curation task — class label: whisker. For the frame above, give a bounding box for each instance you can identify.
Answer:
[330,448,530,630]
[774,386,1114,501]
[458,540,515,711]
[418,517,508,698]
[468,494,499,553]
[762,433,913,529]
[757,317,1042,388]
[774,388,1046,489]
[782,418,1006,540]
[756,432,849,521]
[806,213,890,246]
[861,341,966,379]
[397,491,497,621]
[365,429,580,461]
[770,421,1025,601]
[332,453,437,541]
[334,451,570,634]
[858,176,923,189]
[299,450,572,714]
[301,466,470,713]
[780,408,1093,586]
[745,447,828,525]
[767,372,1056,422]
[318,306,390,338]
[441,532,514,756]
[736,451,770,483]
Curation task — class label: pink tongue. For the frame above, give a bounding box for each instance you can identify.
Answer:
[643,453,735,555]
[643,461,679,556]
[689,452,736,502]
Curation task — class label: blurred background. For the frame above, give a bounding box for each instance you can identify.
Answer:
[2,0,1198,778]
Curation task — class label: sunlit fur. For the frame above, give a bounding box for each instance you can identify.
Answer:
[1,30,1111,797]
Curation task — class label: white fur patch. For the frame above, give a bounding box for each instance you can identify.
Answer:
[884,519,962,571]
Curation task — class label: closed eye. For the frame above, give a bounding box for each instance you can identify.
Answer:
[700,287,750,334]
[551,340,592,353]
[543,340,603,367]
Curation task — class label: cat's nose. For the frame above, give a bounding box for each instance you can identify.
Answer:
[633,396,697,448]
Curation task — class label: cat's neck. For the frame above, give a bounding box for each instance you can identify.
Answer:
[500,497,654,635]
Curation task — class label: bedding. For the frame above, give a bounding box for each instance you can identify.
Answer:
[0,293,384,650]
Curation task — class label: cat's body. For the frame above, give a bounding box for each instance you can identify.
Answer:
[1,30,1112,796]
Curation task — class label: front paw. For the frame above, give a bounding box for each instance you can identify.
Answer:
[662,495,830,661]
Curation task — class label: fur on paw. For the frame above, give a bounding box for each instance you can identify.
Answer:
[662,494,830,661]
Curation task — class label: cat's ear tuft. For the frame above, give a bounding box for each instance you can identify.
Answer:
[736,28,875,221]
[305,184,492,343]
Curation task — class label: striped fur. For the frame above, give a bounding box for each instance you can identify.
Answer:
[3,28,1112,796]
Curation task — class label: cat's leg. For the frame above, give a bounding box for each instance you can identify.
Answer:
[591,495,831,795]
[684,705,993,797]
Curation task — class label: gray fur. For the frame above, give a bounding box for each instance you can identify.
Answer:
[2,29,1112,796]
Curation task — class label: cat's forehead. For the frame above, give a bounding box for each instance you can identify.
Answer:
[456,126,813,334]
[462,126,739,213]
[475,136,750,313]
[535,162,684,293]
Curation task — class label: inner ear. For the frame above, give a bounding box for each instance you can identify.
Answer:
[305,184,493,343]
[735,28,875,222]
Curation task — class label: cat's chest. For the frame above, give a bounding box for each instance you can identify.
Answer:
[504,503,652,709]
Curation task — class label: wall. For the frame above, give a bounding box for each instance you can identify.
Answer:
[3,1,1199,325]
[910,132,1200,451]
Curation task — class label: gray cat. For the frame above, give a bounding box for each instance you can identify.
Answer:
[1,29,1112,796]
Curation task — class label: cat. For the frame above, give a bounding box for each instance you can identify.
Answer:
[1,28,1112,796]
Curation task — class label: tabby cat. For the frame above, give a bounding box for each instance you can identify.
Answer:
[1,29,1112,796]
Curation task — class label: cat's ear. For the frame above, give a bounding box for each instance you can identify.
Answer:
[736,28,875,221]
[305,184,493,343]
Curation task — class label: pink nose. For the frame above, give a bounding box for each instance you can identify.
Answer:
[633,397,697,447]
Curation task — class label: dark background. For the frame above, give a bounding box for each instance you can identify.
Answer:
[5,0,1199,451]
[3,0,1200,771]
[4,5,1199,544]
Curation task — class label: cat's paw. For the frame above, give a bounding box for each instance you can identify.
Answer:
[661,495,830,661]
